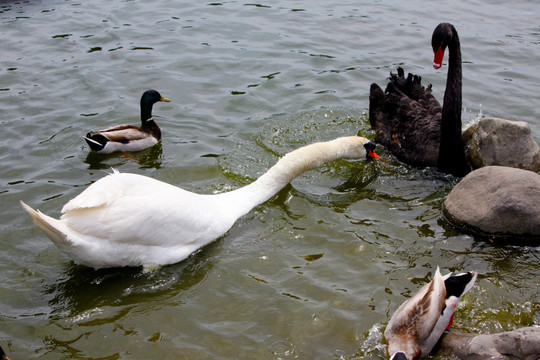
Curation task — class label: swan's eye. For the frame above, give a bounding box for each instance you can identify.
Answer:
[363,141,375,152]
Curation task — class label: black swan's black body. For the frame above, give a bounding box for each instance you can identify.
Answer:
[369,23,470,176]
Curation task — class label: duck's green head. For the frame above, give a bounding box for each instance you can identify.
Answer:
[141,89,170,122]
[142,89,171,106]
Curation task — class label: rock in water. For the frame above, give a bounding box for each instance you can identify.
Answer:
[443,166,540,241]
[463,117,540,172]
[441,327,540,360]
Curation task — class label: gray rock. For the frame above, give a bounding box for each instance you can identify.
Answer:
[443,166,540,240]
[441,327,540,360]
[463,118,540,172]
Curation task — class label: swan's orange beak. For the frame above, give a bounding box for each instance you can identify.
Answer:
[364,141,380,159]
[433,46,444,69]
[367,149,380,159]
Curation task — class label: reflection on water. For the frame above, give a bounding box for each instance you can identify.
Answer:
[43,252,214,317]
[84,142,163,170]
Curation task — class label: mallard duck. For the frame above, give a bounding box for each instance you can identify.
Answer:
[369,23,470,176]
[84,89,171,154]
[385,267,477,360]
[21,136,379,269]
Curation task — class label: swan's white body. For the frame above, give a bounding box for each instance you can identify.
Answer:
[22,136,378,269]
[385,267,477,360]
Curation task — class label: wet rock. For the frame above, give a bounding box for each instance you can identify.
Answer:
[441,327,540,360]
[463,117,540,172]
[443,166,540,241]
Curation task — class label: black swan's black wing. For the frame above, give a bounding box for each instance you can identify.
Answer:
[369,67,442,167]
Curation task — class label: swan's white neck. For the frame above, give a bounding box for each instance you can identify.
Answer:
[214,137,359,219]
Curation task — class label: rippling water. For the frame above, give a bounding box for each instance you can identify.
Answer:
[1,0,539,359]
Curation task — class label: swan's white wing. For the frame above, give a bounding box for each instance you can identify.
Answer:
[62,169,125,212]
[63,173,210,243]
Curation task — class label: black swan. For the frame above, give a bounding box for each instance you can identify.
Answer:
[369,23,470,176]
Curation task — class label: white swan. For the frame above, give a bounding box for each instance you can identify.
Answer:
[385,267,478,360]
[21,136,380,269]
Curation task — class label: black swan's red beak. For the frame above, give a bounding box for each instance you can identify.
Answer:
[433,45,445,69]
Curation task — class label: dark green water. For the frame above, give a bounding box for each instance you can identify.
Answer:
[1,0,539,359]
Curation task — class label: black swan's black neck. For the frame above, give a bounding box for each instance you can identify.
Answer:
[437,26,469,176]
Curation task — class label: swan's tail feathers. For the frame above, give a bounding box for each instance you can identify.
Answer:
[389,67,409,93]
[388,67,429,102]
[368,83,385,128]
[444,270,478,298]
[369,82,396,148]
[20,201,73,247]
